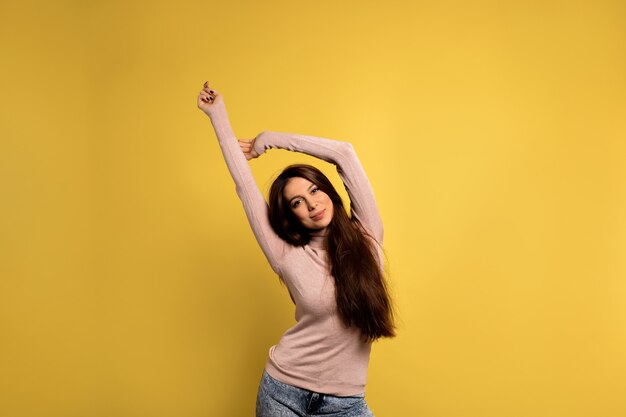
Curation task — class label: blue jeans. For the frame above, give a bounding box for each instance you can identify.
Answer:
[256,370,375,417]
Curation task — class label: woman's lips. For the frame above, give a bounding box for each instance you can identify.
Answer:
[311,209,325,221]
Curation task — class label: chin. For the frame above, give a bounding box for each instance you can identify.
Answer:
[316,219,332,229]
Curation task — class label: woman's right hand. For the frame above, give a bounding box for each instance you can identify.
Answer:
[238,138,259,160]
[197,81,222,116]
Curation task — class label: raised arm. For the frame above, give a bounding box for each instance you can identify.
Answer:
[197,84,285,274]
[251,130,384,243]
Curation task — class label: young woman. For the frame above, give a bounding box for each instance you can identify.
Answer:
[197,82,395,417]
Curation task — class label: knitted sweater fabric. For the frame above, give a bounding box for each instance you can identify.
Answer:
[207,101,384,396]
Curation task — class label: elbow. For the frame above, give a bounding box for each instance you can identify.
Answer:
[340,141,355,155]
[337,141,357,164]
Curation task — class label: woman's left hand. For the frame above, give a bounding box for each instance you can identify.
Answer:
[238,139,259,160]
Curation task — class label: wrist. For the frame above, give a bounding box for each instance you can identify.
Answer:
[253,131,271,155]
[206,103,230,130]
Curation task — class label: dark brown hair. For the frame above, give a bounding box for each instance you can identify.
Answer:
[268,164,395,342]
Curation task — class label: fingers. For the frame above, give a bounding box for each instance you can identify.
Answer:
[237,139,258,160]
[197,81,221,113]
[198,91,216,105]
[202,81,218,95]
[238,143,253,153]
[198,81,219,105]
[198,91,213,104]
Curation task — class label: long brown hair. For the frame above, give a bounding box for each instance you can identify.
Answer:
[268,164,395,342]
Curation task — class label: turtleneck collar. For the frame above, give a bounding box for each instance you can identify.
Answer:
[307,228,327,250]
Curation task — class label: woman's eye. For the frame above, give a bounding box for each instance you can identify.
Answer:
[291,200,301,208]
[311,188,319,194]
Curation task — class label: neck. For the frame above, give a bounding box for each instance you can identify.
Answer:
[308,228,327,249]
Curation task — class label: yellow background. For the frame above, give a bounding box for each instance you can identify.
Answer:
[1,0,625,416]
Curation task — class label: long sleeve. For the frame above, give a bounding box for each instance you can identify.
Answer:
[206,103,286,274]
[253,131,384,243]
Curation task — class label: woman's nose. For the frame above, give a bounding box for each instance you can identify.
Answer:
[307,200,318,211]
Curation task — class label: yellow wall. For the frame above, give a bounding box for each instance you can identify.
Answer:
[1,0,625,416]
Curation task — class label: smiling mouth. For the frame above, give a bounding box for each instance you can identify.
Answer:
[310,210,325,220]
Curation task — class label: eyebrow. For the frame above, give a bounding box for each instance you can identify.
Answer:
[287,183,317,203]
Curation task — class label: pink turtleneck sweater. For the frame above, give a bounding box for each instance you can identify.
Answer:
[206,100,384,396]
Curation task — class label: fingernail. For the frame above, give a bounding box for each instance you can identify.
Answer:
[209,90,214,94]
[204,81,208,87]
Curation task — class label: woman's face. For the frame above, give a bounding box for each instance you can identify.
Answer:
[283,177,334,230]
